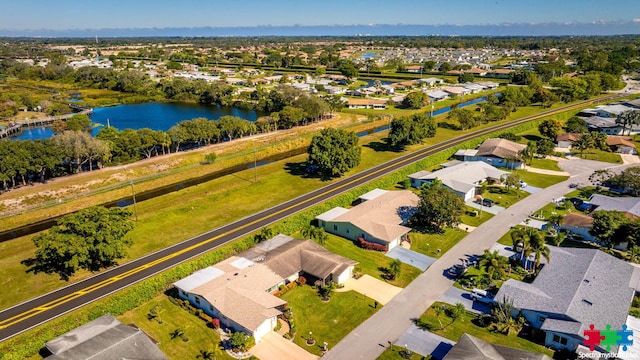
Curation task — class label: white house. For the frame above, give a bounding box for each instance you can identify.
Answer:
[315,189,419,250]
[559,213,595,242]
[408,161,507,201]
[594,104,635,118]
[173,235,357,342]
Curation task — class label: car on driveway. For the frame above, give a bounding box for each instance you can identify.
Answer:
[475,198,495,207]
[447,264,466,278]
[518,180,528,188]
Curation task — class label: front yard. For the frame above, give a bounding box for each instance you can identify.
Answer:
[416,302,554,357]
[410,228,467,259]
[323,234,422,288]
[512,170,569,188]
[280,285,379,356]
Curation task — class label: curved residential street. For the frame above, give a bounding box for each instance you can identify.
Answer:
[324,158,636,360]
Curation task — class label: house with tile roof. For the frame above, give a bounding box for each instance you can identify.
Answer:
[494,247,637,354]
[173,235,357,342]
[559,213,595,242]
[45,314,168,360]
[454,138,527,169]
[443,333,552,360]
[408,161,507,201]
[315,189,419,251]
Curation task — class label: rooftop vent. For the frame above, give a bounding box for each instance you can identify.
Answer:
[582,299,593,306]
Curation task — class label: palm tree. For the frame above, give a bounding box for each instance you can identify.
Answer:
[388,259,402,280]
[547,214,564,230]
[451,302,466,324]
[479,250,508,280]
[529,231,551,270]
[617,110,640,136]
[491,296,522,335]
[196,349,215,360]
[434,305,445,330]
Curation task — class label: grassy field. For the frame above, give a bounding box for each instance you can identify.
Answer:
[117,296,233,360]
[280,285,379,356]
[322,234,422,287]
[481,186,529,208]
[409,229,467,259]
[417,302,554,357]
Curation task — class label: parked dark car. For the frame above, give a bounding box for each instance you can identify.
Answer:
[475,198,495,207]
[447,264,466,278]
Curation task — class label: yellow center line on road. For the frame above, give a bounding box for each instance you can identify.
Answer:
[0,95,611,332]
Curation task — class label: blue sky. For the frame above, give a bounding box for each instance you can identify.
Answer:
[2,0,639,30]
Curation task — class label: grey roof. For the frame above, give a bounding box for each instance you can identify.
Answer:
[173,266,225,292]
[596,104,635,116]
[358,188,388,201]
[46,314,167,360]
[443,333,552,360]
[426,90,450,99]
[495,247,635,336]
[590,194,640,217]
[584,116,620,129]
[409,161,507,195]
[315,207,350,222]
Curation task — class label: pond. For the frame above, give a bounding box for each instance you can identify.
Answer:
[12,102,264,141]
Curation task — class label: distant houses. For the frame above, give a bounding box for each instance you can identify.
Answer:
[173,234,357,342]
[315,189,419,251]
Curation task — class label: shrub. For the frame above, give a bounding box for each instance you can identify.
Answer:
[274,321,282,332]
[211,318,220,329]
[357,237,388,252]
[296,276,307,285]
[286,282,296,290]
[278,284,288,294]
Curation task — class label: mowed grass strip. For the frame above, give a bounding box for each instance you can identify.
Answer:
[280,285,379,356]
[409,229,467,259]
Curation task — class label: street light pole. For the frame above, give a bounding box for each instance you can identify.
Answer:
[254,149,257,183]
[130,181,138,222]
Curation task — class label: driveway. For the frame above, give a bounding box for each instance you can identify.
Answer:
[465,200,505,215]
[250,331,319,360]
[521,184,542,193]
[386,246,436,271]
[395,325,455,360]
[336,274,402,305]
[437,286,491,314]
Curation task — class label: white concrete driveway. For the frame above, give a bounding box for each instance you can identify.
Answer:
[395,325,455,359]
[250,331,319,360]
[337,274,402,305]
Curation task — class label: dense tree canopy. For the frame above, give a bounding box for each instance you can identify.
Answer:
[387,113,437,149]
[411,179,464,233]
[307,128,361,178]
[25,206,135,280]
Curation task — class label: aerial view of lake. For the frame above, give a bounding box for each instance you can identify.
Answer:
[12,102,264,141]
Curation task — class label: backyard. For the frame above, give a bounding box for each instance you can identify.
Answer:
[280,285,379,356]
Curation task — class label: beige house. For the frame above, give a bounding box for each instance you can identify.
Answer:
[315,189,419,250]
[173,235,357,342]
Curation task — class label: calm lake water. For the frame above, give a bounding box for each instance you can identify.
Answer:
[12,102,263,141]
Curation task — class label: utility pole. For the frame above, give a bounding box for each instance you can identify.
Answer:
[254,149,257,183]
[130,181,138,221]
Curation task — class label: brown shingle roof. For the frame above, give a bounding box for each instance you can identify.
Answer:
[557,133,583,142]
[476,138,527,159]
[606,136,636,148]
[563,213,594,227]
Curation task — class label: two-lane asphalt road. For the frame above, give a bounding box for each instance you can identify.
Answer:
[0,95,621,342]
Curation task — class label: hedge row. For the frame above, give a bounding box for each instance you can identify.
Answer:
[0,115,546,360]
[357,237,388,252]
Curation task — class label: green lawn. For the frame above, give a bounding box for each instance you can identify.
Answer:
[461,206,494,227]
[280,285,379,356]
[117,296,233,360]
[409,228,467,259]
[378,345,428,360]
[417,302,554,357]
[572,149,623,164]
[512,170,569,188]
[481,186,528,208]
[529,158,562,171]
[323,234,421,287]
